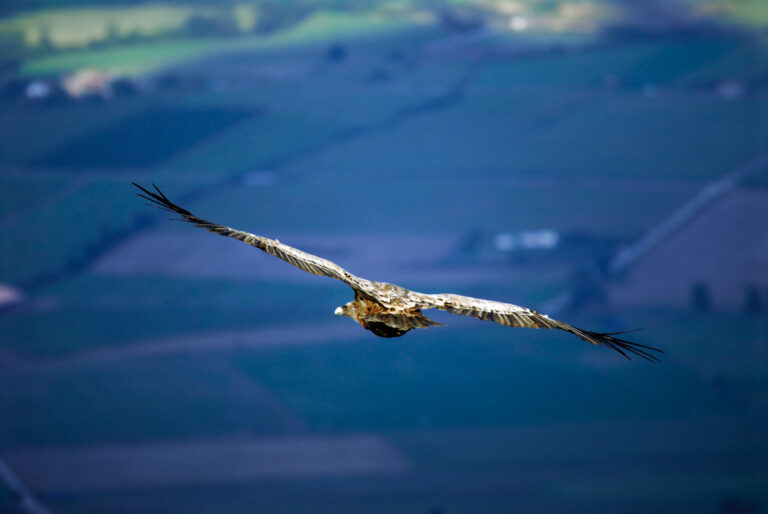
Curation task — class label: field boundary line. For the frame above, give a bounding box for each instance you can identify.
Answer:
[610,151,768,274]
[0,457,54,514]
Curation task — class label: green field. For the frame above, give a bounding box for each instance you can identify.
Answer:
[0,5,198,48]
[703,0,768,27]
[18,10,418,75]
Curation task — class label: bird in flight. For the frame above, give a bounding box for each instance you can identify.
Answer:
[134,184,662,361]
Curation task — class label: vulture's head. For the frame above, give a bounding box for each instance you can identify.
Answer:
[334,301,356,320]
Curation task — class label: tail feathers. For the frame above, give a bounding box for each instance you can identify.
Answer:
[415,314,443,328]
[567,326,663,362]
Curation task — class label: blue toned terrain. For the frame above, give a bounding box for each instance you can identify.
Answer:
[1,2,767,513]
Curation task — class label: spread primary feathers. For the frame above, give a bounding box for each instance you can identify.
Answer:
[135,184,662,362]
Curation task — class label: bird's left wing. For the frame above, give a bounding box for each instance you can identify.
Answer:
[134,184,361,287]
[414,292,663,361]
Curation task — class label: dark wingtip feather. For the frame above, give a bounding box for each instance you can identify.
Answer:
[581,329,663,362]
[133,183,191,217]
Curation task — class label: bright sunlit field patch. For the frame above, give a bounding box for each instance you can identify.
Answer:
[18,10,416,76]
[0,5,198,49]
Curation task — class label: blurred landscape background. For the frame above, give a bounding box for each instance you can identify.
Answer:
[0,0,767,512]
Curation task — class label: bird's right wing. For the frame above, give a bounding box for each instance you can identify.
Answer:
[415,292,662,361]
[134,184,363,288]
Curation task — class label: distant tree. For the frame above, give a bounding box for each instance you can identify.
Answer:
[533,0,559,13]
[254,2,312,34]
[155,72,183,90]
[718,494,760,514]
[111,77,139,97]
[437,6,484,32]
[690,281,711,313]
[1,77,26,99]
[104,21,120,45]
[185,15,220,37]
[366,68,392,83]
[326,43,347,63]
[184,11,238,38]
[388,48,405,62]
[0,30,24,75]
[743,285,763,314]
[37,25,55,53]
[121,29,143,45]
[455,229,484,257]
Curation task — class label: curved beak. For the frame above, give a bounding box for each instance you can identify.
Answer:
[334,306,343,316]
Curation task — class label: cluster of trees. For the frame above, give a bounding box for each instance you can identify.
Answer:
[1,0,393,19]
[182,3,311,38]
[0,2,316,73]
[0,31,25,75]
[690,282,767,315]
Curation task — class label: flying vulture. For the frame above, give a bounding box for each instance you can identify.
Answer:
[134,184,662,361]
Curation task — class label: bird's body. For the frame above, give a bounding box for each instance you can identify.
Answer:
[135,184,662,361]
[336,288,441,338]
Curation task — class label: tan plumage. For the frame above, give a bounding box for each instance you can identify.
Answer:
[135,184,663,361]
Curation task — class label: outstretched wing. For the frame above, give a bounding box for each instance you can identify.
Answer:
[414,293,663,361]
[134,183,362,287]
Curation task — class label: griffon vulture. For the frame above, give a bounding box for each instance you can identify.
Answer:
[134,184,662,361]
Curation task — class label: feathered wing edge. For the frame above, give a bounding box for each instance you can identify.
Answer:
[416,294,663,362]
[134,183,223,228]
[133,183,358,285]
[554,324,662,362]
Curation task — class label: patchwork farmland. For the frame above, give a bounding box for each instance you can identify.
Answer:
[1,5,767,513]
